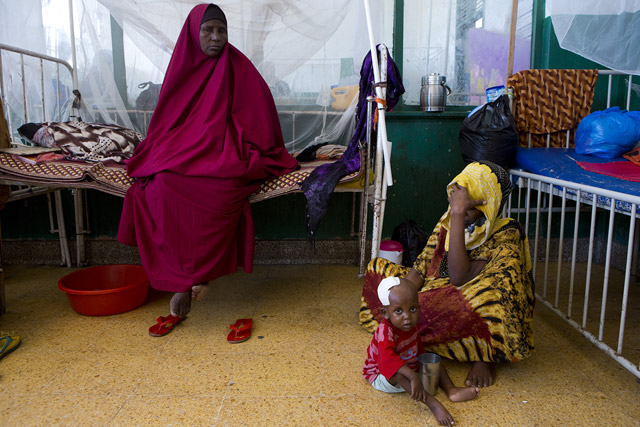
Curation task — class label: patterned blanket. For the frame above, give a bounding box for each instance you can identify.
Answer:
[507,69,598,148]
[0,153,361,202]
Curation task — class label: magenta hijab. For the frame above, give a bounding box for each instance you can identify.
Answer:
[126,3,298,180]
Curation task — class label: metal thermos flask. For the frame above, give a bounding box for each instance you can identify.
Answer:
[420,73,451,112]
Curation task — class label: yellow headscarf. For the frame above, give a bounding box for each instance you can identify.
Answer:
[441,161,512,251]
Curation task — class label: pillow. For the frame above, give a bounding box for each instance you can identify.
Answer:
[27,121,142,163]
[17,122,45,146]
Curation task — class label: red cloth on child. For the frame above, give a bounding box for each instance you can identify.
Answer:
[363,319,424,383]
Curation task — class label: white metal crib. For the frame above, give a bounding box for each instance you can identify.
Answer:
[507,70,640,379]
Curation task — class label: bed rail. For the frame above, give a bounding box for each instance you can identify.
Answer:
[0,43,77,142]
[508,169,640,379]
[0,43,77,268]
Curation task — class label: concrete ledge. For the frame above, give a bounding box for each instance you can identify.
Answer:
[1,238,366,266]
[5,236,630,274]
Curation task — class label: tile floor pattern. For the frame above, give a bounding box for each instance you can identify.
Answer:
[0,264,639,426]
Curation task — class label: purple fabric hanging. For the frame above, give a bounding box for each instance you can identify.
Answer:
[301,46,405,242]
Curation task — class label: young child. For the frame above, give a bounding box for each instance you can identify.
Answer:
[363,276,480,426]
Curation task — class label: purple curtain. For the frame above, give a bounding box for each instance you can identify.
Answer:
[301,46,405,242]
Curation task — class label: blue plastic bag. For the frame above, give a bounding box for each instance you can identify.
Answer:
[575,107,640,158]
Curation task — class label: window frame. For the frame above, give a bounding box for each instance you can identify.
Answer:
[391,0,541,113]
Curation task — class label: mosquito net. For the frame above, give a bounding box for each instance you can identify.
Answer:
[548,0,640,76]
[0,0,393,154]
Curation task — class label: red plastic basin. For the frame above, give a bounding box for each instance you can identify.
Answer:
[58,264,149,316]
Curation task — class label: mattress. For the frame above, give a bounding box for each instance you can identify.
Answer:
[0,152,361,202]
[513,147,640,214]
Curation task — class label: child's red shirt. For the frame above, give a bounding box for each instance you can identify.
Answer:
[363,318,424,383]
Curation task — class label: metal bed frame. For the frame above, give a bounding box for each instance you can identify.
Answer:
[0,41,393,318]
[507,70,640,379]
[0,42,79,270]
[78,46,393,276]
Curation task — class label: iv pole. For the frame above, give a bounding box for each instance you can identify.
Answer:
[363,0,394,260]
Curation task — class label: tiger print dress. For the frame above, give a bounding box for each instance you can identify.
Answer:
[360,219,535,363]
[361,161,535,364]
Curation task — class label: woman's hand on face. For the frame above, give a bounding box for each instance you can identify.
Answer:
[448,183,485,215]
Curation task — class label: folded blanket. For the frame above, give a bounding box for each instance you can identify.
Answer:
[576,159,640,182]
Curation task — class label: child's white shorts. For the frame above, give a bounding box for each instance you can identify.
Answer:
[371,374,405,393]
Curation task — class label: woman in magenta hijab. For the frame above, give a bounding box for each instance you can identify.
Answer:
[118,4,298,331]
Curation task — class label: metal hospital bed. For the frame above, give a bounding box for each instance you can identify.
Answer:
[0,43,77,270]
[505,69,640,378]
[0,42,393,314]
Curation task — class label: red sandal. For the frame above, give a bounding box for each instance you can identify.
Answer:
[148,314,184,337]
[227,318,252,343]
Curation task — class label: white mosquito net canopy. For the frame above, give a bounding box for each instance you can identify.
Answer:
[0,0,393,153]
[547,0,640,76]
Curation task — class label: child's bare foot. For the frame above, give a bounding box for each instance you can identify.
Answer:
[448,386,480,402]
[191,283,209,301]
[465,361,494,388]
[425,395,454,426]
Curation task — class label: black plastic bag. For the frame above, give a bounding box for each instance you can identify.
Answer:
[459,94,518,170]
[135,82,161,111]
[391,220,429,267]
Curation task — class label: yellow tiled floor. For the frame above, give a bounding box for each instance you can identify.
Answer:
[0,264,639,426]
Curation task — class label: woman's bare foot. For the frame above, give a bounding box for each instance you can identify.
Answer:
[191,283,209,301]
[170,291,191,318]
[424,395,454,426]
[447,386,481,402]
[170,283,209,317]
[465,361,495,388]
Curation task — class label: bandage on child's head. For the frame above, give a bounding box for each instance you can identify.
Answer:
[378,276,401,306]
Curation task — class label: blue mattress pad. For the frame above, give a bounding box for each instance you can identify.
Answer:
[513,147,640,198]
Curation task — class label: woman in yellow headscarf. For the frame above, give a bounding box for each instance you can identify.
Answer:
[360,161,534,388]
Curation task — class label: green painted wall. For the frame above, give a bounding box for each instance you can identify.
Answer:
[0,110,469,242]
[381,111,468,234]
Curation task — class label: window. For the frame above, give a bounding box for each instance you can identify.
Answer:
[400,0,533,107]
